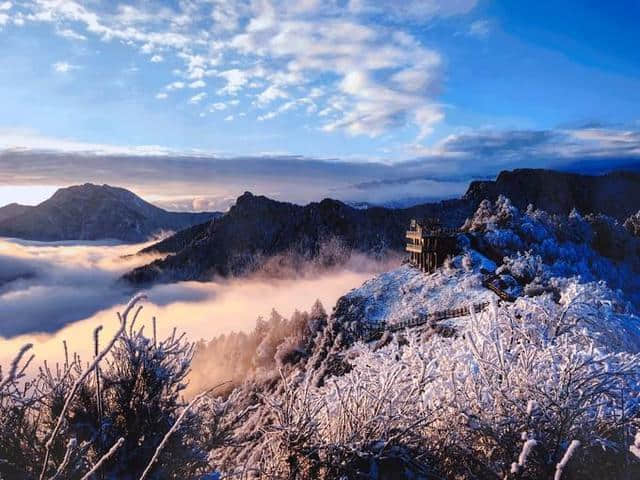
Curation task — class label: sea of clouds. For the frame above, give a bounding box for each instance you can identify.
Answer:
[0,237,392,372]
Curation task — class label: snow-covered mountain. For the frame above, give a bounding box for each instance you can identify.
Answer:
[0,183,220,242]
[197,196,640,478]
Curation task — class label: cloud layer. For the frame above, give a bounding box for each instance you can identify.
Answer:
[0,238,162,336]
[1,124,639,210]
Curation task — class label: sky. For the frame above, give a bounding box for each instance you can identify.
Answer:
[0,0,639,209]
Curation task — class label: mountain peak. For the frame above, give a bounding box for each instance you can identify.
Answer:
[0,183,219,242]
[236,191,256,203]
[231,191,290,213]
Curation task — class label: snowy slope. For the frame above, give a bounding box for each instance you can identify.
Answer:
[339,259,495,328]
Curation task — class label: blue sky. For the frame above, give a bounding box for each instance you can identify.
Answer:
[0,0,639,209]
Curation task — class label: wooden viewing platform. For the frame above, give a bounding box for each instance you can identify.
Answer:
[406,218,460,273]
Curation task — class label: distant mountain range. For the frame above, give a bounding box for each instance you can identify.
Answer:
[123,169,640,286]
[0,183,220,242]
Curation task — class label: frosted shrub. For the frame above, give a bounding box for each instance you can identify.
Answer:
[421,296,640,479]
[461,251,474,272]
[462,197,640,306]
[624,210,640,237]
[0,297,232,480]
[242,292,640,479]
[255,340,439,479]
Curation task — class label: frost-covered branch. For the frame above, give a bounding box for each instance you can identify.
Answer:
[79,438,124,480]
[38,294,147,480]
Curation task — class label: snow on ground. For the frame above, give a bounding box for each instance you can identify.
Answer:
[338,245,640,354]
[341,255,496,327]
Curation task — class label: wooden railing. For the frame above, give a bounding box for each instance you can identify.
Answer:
[406,227,461,238]
[481,274,516,302]
[354,275,517,343]
[357,301,491,342]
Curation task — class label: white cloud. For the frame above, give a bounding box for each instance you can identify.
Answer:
[155,92,168,100]
[56,28,86,41]
[226,10,444,138]
[391,65,437,93]
[414,106,444,140]
[166,81,185,90]
[309,87,324,98]
[257,111,277,121]
[468,19,491,38]
[224,115,234,121]
[178,52,215,80]
[0,1,8,26]
[21,0,475,139]
[321,69,443,138]
[209,102,227,111]
[348,0,477,20]
[189,92,207,104]
[52,61,78,73]
[189,79,206,89]
[256,84,288,106]
[217,68,250,95]
[258,97,316,121]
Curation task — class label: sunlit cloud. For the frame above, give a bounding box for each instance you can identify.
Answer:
[0,238,392,377]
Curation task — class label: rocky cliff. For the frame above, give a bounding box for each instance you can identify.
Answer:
[464,169,640,220]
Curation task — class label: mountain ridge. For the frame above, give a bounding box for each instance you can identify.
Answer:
[123,168,640,286]
[464,168,640,219]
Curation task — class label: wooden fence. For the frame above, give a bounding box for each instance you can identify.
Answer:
[359,301,491,342]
